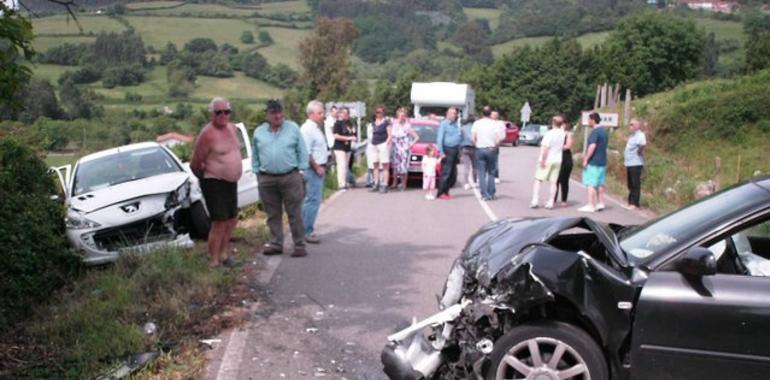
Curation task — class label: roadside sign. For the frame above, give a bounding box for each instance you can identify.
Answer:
[520,102,531,124]
[581,111,619,127]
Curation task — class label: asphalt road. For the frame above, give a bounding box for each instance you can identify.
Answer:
[204,145,648,380]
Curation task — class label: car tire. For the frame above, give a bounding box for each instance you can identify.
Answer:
[189,201,211,240]
[485,321,607,380]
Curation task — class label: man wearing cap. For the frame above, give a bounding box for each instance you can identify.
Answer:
[190,97,242,268]
[300,100,327,244]
[252,100,310,257]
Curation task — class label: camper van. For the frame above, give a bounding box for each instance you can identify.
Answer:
[410,82,475,120]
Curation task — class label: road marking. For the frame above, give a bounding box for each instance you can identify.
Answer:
[216,328,249,380]
[256,255,282,285]
[472,186,499,222]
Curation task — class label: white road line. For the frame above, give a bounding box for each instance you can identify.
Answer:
[472,186,499,222]
[256,254,282,285]
[215,327,249,380]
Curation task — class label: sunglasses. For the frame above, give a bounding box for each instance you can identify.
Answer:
[214,109,231,116]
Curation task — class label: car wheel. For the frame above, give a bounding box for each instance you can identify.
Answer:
[189,201,211,240]
[486,321,607,380]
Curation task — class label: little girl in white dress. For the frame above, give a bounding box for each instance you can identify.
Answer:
[422,144,439,200]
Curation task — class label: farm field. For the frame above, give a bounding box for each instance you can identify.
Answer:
[130,3,259,17]
[257,0,310,15]
[125,1,185,10]
[31,15,128,35]
[255,27,310,69]
[32,35,95,52]
[463,7,502,30]
[124,16,259,50]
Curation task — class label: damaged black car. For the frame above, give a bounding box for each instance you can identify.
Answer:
[383,176,770,380]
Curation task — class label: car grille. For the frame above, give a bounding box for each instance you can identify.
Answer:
[92,214,175,252]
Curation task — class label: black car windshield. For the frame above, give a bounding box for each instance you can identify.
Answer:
[620,183,769,264]
[412,124,437,143]
[72,147,183,196]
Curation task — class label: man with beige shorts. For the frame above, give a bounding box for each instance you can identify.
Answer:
[530,115,566,209]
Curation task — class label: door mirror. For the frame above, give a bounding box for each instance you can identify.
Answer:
[677,247,717,276]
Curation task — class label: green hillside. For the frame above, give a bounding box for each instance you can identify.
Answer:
[605,69,770,213]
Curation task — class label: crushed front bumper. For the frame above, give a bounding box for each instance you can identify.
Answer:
[382,300,470,380]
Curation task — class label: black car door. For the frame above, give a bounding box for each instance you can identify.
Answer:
[630,215,770,379]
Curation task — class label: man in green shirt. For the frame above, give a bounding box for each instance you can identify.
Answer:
[252,99,310,257]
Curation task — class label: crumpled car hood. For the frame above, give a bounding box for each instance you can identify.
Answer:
[70,172,189,213]
[460,217,625,286]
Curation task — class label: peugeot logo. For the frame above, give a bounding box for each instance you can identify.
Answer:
[121,202,140,214]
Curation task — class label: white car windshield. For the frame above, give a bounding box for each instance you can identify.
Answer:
[72,147,183,196]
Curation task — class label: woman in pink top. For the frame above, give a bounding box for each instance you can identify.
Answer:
[389,107,419,191]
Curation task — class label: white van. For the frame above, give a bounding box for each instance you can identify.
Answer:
[410,82,476,120]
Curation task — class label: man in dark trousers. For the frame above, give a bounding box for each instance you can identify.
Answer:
[436,107,462,200]
[252,100,310,257]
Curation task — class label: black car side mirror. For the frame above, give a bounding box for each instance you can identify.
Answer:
[677,247,717,276]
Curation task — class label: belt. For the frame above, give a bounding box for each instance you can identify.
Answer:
[259,168,297,176]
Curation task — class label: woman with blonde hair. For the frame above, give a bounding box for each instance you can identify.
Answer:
[389,107,419,191]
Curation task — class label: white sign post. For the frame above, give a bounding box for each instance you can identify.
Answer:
[581,111,619,127]
[520,102,531,127]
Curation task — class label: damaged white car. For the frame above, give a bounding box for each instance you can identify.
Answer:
[51,125,259,265]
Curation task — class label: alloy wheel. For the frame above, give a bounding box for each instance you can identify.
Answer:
[495,337,590,380]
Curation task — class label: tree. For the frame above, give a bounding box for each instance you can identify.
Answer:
[0,3,35,111]
[451,20,493,63]
[184,38,218,54]
[242,52,269,78]
[597,11,705,97]
[240,30,255,44]
[264,63,298,88]
[744,11,770,72]
[463,39,594,122]
[702,32,719,77]
[59,79,102,119]
[258,30,274,45]
[16,79,63,124]
[159,42,178,65]
[299,17,359,100]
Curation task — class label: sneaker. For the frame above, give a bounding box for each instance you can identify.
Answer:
[596,203,606,211]
[438,194,452,200]
[339,187,348,192]
[425,194,435,200]
[305,234,321,244]
[262,244,283,256]
[379,186,389,194]
[578,205,596,213]
[398,184,406,192]
[464,183,471,190]
[530,203,539,209]
[291,245,307,257]
[494,178,501,184]
[544,202,554,210]
[369,185,380,193]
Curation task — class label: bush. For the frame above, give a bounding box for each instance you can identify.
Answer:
[0,139,79,332]
[240,30,255,44]
[102,64,146,88]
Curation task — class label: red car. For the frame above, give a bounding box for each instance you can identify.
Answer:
[387,118,442,186]
[407,118,442,184]
[501,121,520,146]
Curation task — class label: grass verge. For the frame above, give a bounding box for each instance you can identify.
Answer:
[0,213,269,379]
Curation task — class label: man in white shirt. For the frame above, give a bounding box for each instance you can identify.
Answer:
[472,106,505,201]
[530,115,566,209]
[490,111,505,184]
[301,100,329,244]
[324,105,338,149]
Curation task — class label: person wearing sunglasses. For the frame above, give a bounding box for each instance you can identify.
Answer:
[190,97,243,268]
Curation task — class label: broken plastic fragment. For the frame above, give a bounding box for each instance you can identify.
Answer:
[199,338,222,349]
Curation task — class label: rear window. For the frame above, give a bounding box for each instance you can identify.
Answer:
[412,123,438,143]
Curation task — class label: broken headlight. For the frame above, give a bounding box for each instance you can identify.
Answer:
[440,260,466,309]
[65,210,101,230]
[165,180,191,209]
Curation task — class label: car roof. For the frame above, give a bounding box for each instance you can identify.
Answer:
[78,142,164,164]
[410,118,440,126]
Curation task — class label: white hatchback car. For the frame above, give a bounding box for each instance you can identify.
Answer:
[51,123,259,265]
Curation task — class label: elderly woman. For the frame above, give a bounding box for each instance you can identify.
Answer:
[389,107,419,191]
